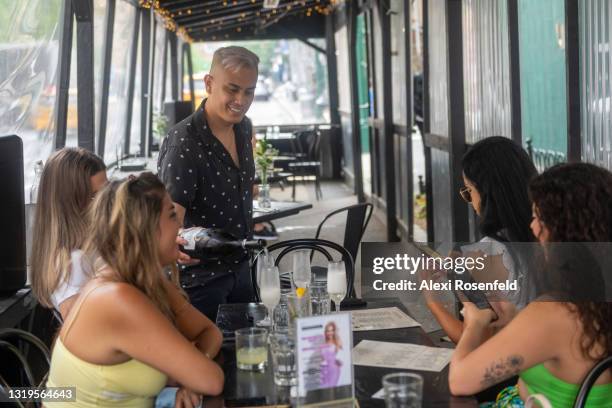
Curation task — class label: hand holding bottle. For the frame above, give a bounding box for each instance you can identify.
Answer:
[178,227,265,260]
[176,230,200,265]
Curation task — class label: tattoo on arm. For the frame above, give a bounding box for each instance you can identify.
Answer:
[481,355,524,388]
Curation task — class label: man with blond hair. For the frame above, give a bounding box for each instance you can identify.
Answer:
[158,46,259,320]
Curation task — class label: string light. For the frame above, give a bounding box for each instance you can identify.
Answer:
[138,0,193,42]
[137,0,339,42]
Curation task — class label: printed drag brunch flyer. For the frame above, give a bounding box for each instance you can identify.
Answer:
[296,313,353,406]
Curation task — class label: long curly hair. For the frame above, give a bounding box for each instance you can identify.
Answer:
[529,162,612,359]
[83,173,178,320]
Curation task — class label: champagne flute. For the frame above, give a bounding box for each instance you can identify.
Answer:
[292,249,311,292]
[256,249,274,290]
[327,261,347,312]
[259,265,281,327]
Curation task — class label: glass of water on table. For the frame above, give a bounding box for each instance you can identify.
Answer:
[268,328,297,386]
[310,280,331,315]
[382,372,423,408]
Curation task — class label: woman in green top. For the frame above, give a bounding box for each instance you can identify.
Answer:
[449,163,612,407]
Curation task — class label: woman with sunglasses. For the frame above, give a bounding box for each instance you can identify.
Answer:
[423,136,538,343]
[449,163,612,407]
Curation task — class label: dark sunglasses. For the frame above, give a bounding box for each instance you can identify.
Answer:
[459,186,472,203]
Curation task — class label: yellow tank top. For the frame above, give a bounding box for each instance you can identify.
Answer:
[45,284,168,408]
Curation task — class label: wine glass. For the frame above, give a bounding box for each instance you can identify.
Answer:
[256,249,275,289]
[258,265,281,327]
[292,250,312,291]
[327,261,347,312]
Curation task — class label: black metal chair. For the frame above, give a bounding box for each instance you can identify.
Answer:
[251,239,356,306]
[310,203,374,298]
[0,328,51,408]
[288,128,323,200]
[573,356,612,408]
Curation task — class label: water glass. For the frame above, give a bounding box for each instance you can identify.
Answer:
[268,329,297,386]
[235,328,268,371]
[286,291,312,330]
[382,372,423,408]
[310,281,331,315]
[273,288,291,330]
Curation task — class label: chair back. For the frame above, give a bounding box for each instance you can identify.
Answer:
[251,239,354,303]
[573,356,612,408]
[295,128,320,161]
[314,203,373,265]
[0,328,51,408]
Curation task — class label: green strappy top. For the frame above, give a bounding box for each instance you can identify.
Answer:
[520,364,612,407]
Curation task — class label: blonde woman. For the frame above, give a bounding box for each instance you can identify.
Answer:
[320,321,343,387]
[30,147,107,320]
[46,173,224,407]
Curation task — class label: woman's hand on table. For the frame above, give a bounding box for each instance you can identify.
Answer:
[174,387,202,408]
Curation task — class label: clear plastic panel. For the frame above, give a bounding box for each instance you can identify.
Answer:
[103,0,136,163]
[0,0,63,192]
[580,0,612,169]
[463,0,512,144]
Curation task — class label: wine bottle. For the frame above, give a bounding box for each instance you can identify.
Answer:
[179,227,265,259]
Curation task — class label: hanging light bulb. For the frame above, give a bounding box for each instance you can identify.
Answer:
[263,0,281,9]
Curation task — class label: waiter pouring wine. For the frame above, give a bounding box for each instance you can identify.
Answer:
[158,46,262,320]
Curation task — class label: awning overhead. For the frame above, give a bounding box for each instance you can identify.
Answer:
[157,0,336,42]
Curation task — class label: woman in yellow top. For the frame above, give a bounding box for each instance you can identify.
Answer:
[449,163,612,407]
[47,173,224,407]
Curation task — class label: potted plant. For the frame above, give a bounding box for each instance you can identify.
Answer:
[254,135,279,208]
[153,111,169,150]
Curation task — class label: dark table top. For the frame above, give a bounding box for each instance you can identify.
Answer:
[0,287,36,329]
[253,200,312,224]
[256,133,296,141]
[254,172,292,185]
[212,298,477,407]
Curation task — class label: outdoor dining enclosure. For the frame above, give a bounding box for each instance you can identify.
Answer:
[2,0,612,406]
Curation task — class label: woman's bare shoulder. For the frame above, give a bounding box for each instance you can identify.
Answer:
[517,301,575,331]
[80,280,155,316]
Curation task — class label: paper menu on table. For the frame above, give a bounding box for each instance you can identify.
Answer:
[352,340,454,372]
[350,307,421,331]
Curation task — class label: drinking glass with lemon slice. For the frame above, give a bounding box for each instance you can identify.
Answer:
[292,249,312,293]
[287,290,312,330]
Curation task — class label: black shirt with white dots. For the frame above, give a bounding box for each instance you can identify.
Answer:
[157,99,255,271]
